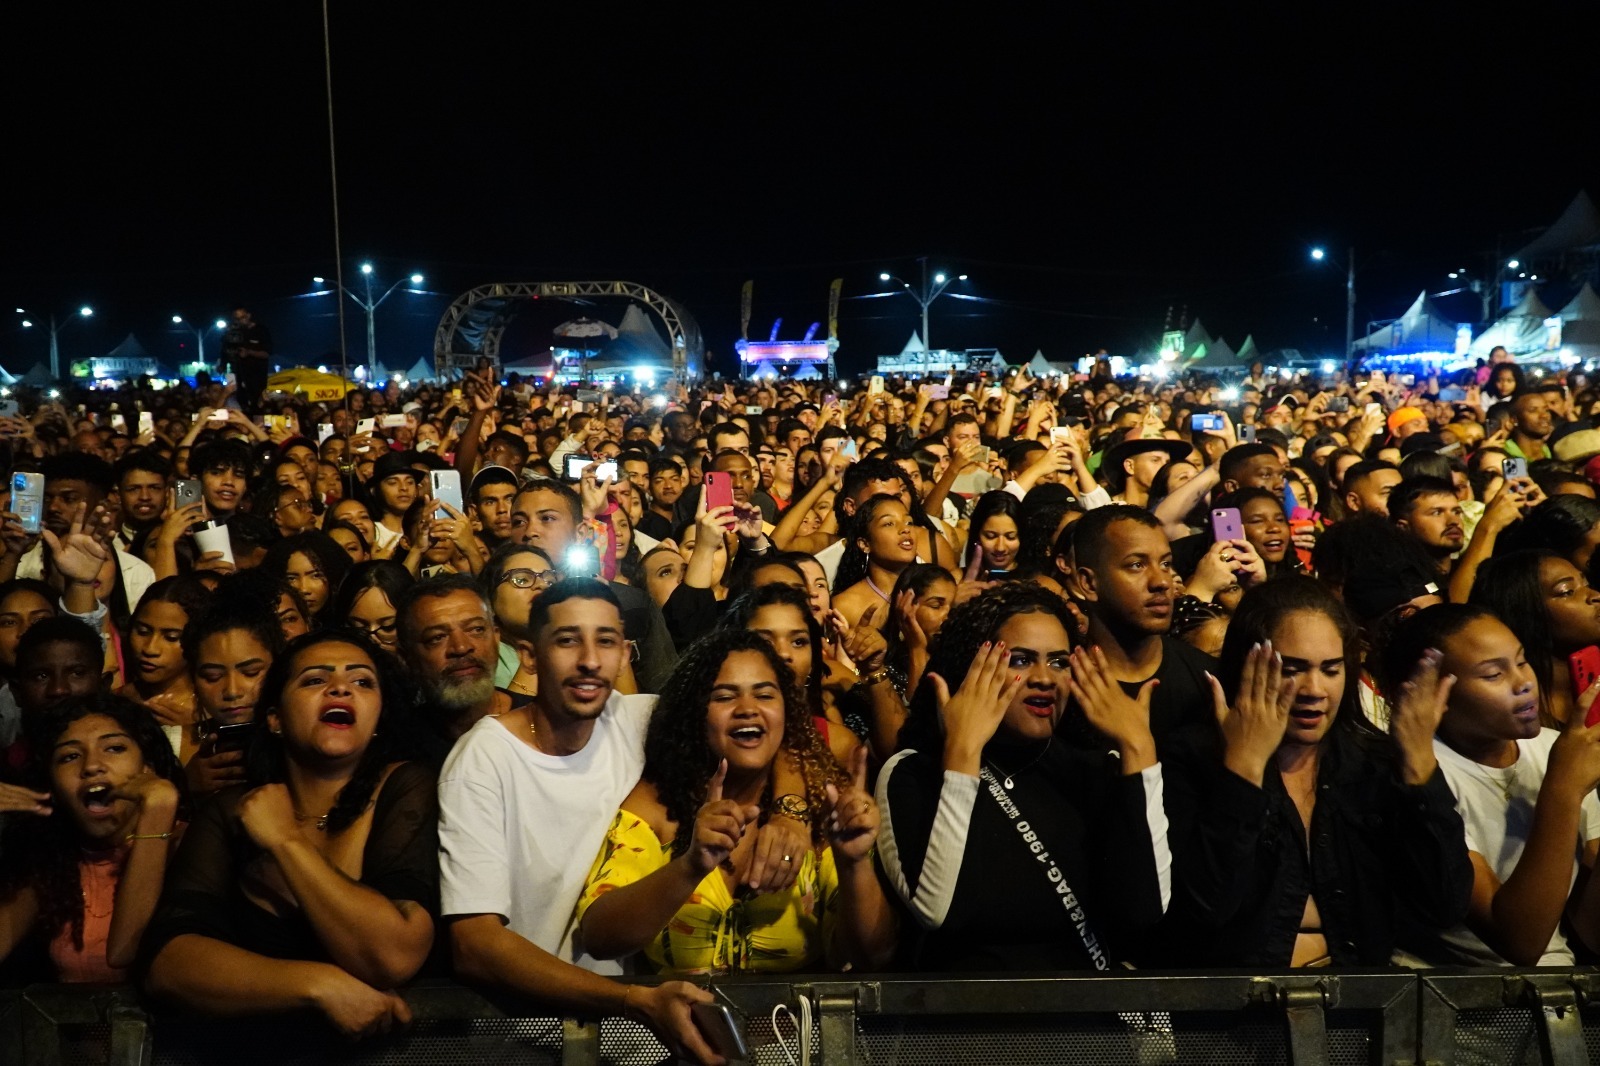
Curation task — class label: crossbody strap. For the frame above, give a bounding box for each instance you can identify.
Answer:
[977,766,1110,971]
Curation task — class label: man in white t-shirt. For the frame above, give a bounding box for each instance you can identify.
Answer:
[439,580,717,1060]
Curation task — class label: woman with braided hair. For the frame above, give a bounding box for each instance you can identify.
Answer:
[578,629,897,974]
[875,582,1170,971]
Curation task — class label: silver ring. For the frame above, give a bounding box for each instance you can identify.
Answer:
[782,854,793,864]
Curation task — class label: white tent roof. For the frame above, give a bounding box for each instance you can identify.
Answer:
[1514,191,1600,262]
[1560,282,1600,320]
[899,331,926,355]
[1025,352,1054,377]
[1557,283,1600,355]
[1469,288,1555,359]
[1236,335,1262,366]
[1352,291,1461,355]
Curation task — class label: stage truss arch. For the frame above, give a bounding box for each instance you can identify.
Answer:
[432,280,702,379]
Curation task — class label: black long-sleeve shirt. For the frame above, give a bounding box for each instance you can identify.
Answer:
[1161,726,1474,967]
[874,742,1171,972]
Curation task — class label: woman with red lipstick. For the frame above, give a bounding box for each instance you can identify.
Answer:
[876,583,1168,970]
[1380,604,1600,967]
[0,694,184,982]
[1164,577,1472,968]
[577,629,895,974]
[144,632,437,1041]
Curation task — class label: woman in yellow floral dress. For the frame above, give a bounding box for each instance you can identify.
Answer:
[577,630,896,974]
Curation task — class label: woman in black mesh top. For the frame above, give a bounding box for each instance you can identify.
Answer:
[142,631,437,1041]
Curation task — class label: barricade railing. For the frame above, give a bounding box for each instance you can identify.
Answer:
[0,968,1595,1065]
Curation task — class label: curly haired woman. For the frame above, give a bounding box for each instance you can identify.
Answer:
[577,629,897,974]
[875,582,1169,970]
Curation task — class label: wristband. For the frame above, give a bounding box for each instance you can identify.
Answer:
[126,832,172,842]
[853,668,890,690]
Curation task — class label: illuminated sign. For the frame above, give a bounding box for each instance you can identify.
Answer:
[738,340,833,364]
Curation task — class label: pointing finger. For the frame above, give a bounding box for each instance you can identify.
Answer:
[706,758,727,805]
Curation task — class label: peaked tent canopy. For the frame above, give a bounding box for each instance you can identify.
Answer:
[1024,352,1054,378]
[1557,282,1600,358]
[1188,335,1240,369]
[614,305,672,360]
[104,333,151,360]
[405,356,434,383]
[1235,335,1262,367]
[1182,319,1214,359]
[20,364,53,387]
[1514,191,1600,263]
[1469,288,1556,359]
[899,331,927,356]
[1352,292,1461,356]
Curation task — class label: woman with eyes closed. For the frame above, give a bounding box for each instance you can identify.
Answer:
[1161,577,1472,969]
[144,632,437,1042]
[0,694,184,983]
[1377,604,1600,967]
[875,583,1168,971]
[181,601,285,797]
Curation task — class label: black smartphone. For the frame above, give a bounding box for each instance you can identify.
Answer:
[213,721,253,751]
[689,1001,749,1062]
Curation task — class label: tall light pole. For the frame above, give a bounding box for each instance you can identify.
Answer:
[1310,246,1355,362]
[17,305,94,381]
[171,315,228,368]
[878,257,969,364]
[310,263,425,377]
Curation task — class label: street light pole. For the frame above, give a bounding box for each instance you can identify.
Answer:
[1345,246,1356,364]
[1311,246,1356,362]
[312,265,425,379]
[878,258,969,371]
[171,315,228,368]
[17,306,94,381]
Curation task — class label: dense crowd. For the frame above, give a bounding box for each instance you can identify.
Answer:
[2,345,1599,1061]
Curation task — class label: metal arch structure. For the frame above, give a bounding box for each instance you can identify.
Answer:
[432,280,703,379]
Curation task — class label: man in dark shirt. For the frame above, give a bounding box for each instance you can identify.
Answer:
[220,306,272,414]
[1068,505,1215,751]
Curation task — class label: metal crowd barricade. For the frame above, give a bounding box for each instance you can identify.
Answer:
[1,968,1595,1065]
[1420,969,1600,1066]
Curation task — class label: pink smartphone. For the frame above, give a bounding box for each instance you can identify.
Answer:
[1210,507,1244,544]
[703,471,734,511]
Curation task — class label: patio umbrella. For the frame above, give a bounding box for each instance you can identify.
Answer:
[267,367,356,403]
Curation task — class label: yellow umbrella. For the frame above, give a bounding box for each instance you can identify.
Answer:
[267,367,356,403]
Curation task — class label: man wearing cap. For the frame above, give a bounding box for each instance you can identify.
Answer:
[1102,435,1191,508]
[1387,406,1429,442]
[368,452,419,556]
[469,465,520,549]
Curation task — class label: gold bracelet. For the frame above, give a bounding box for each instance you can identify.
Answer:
[853,668,889,690]
[126,832,173,842]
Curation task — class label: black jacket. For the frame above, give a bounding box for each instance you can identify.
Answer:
[1161,724,1474,967]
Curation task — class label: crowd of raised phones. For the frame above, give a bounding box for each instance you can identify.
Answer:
[1,353,1599,1060]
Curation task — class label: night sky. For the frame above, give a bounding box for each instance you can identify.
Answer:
[6,4,1597,379]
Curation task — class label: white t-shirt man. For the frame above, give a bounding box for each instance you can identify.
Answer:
[437,691,654,975]
[1433,728,1600,966]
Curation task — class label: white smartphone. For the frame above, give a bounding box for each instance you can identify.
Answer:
[430,469,463,519]
[317,422,335,443]
[381,414,408,428]
[356,418,377,435]
[208,409,228,423]
[12,472,44,534]
[138,411,154,436]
